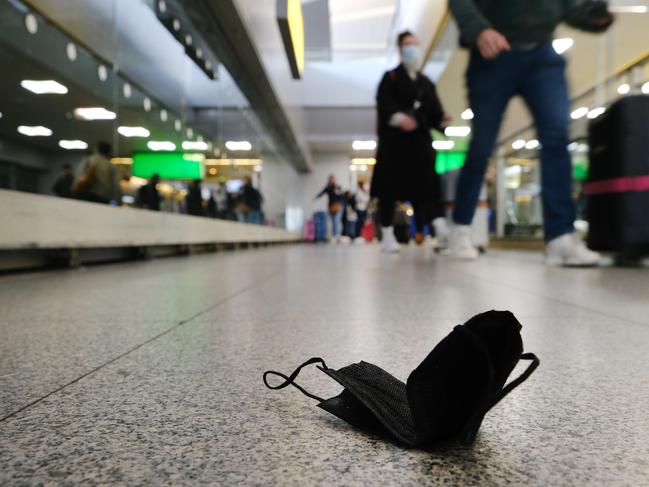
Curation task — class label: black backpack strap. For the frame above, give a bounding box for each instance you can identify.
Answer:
[263,358,329,402]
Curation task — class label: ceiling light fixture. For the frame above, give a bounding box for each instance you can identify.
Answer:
[352,140,377,151]
[609,5,648,13]
[444,126,471,137]
[552,38,574,55]
[98,65,108,82]
[618,83,630,95]
[59,140,88,150]
[18,125,52,137]
[123,83,132,98]
[433,140,455,151]
[25,13,38,34]
[186,128,194,138]
[225,141,252,151]
[118,126,150,138]
[148,141,177,151]
[143,97,152,112]
[512,139,526,150]
[277,0,305,79]
[66,42,77,62]
[642,82,649,94]
[461,109,474,120]
[587,107,606,119]
[21,80,68,95]
[570,107,589,120]
[175,120,182,132]
[182,141,209,151]
[525,139,540,150]
[74,107,116,121]
[160,109,168,122]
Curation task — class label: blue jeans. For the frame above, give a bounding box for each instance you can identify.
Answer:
[452,43,576,241]
[330,210,342,238]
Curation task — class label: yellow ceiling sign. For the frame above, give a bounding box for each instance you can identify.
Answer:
[277,0,305,79]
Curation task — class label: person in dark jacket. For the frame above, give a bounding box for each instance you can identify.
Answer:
[448,0,613,265]
[239,176,263,224]
[186,180,205,217]
[315,175,345,242]
[371,31,448,253]
[52,164,75,198]
[136,174,161,211]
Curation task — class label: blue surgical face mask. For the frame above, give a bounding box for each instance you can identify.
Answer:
[401,45,421,65]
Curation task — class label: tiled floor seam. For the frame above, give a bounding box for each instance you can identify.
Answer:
[0,269,283,424]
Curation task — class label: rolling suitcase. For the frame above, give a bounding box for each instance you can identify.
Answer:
[585,95,649,256]
[313,211,328,242]
[304,219,315,242]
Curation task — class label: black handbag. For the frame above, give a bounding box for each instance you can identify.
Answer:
[264,310,539,447]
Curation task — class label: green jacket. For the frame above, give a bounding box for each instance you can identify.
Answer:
[449,0,610,47]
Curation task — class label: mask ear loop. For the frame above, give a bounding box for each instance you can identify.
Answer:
[459,353,540,446]
[263,357,329,402]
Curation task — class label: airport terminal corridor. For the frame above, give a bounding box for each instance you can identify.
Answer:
[1,244,648,486]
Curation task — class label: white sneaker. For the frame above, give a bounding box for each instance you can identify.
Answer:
[433,217,450,253]
[449,225,479,260]
[545,233,601,267]
[381,226,401,253]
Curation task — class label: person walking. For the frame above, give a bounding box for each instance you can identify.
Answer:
[135,174,161,211]
[354,181,371,241]
[186,180,205,217]
[371,31,448,253]
[315,175,344,242]
[52,164,75,198]
[72,142,118,205]
[448,0,614,265]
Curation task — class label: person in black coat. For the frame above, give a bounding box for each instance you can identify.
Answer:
[136,174,161,211]
[52,164,75,198]
[186,180,205,217]
[371,31,448,253]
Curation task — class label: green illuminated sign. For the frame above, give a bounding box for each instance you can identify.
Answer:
[132,153,205,180]
[573,158,589,181]
[437,151,467,174]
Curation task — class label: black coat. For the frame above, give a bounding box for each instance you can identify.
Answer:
[371,64,445,203]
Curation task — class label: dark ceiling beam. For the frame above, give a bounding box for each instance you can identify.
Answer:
[180,0,311,173]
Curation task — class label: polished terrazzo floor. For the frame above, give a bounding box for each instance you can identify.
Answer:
[1,244,648,486]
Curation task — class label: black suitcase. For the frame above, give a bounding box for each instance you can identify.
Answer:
[585,95,649,256]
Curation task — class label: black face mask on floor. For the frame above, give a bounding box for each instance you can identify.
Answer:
[263,310,539,447]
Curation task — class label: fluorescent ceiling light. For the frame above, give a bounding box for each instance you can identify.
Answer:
[147,141,176,151]
[351,158,377,166]
[642,82,649,94]
[277,0,305,79]
[568,142,579,151]
[571,107,589,120]
[18,125,52,137]
[59,140,88,150]
[74,107,116,121]
[21,80,68,95]
[182,141,209,151]
[118,126,150,138]
[512,139,526,150]
[331,6,396,23]
[525,139,540,150]
[609,5,648,13]
[433,140,455,151]
[552,38,574,55]
[578,143,589,152]
[618,83,630,95]
[160,109,168,122]
[444,126,471,137]
[225,140,252,151]
[587,107,606,119]
[461,109,474,120]
[352,140,377,151]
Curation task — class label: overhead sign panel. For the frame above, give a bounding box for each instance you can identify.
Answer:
[132,152,205,180]
[277,0,305,79]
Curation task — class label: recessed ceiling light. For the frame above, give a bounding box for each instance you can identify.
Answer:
[617,83,630,95]
[143,97,152,112]
[182,141,209,151]
[525,139,540,150]
[148,141,176,151]
[609,5,648,13]
[197,135,204,142]
[196,48,203,59]
[175,120,182,132]
[74,107,117,121]
[461,109,474,120]
[186,128,194,138]
[118,126,150,138]
[59,140,88,150]
[352,140,376,151]
[570,107,589,120]
[123,83,132,98]
[432,140,455,151]
[173,18,181,32]
[160,109,168,122]
[66,42,77,61]
[225,140,252,151]
[0,112,3,119]
[587,107,606,119]
[18,125,52,137]
[185,34,193,46]
[643,82,649,95]
[444,126,471,137]
[21,80,68,95]
[25,13,38,34]
[158,0,167,13]
[205,61,212,71]
[512,139,526,150]
[98,65,108,82]
[552,38,574,55]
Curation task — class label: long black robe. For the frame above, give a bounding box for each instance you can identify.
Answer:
[371,64,445,204]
